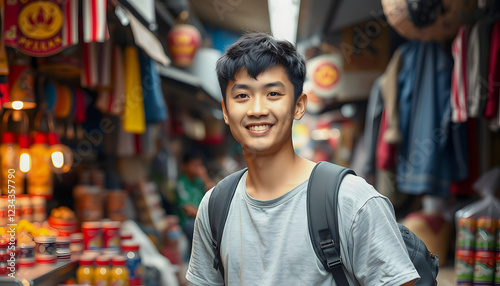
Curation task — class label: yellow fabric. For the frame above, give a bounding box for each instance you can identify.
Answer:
[122,46,145,134]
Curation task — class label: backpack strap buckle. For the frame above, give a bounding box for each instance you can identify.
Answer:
[320,239,342,271]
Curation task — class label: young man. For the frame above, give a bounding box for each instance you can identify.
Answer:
[186,33,419,285]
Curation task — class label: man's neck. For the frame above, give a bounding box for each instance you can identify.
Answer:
[243,143,316,201]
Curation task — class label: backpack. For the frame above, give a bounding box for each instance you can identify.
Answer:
[208,161,439,285]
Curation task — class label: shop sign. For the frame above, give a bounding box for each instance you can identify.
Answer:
[306,54,343,99]
[16,0,64,56]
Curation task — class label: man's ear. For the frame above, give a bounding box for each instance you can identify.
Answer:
[221,100,229,125]
[294,93,307,120]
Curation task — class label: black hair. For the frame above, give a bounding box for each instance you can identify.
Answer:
[216,32,306,102]
[182,150,204,164]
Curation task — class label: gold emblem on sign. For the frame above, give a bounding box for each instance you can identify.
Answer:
[18,1,63,40]
[313,62,340,89]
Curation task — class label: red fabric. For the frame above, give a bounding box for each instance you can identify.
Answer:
[486,20,500,119]
[63,0,78,47]
[376,110,397,170]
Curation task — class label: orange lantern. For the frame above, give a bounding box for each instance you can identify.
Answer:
[167,11,201,68]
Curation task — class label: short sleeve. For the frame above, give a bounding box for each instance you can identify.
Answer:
[349,197,420,286]
[186,188,225,286]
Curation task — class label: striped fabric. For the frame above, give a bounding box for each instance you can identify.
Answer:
[451,26,469,123]
[83,0,109,43]
[63,0,79,47]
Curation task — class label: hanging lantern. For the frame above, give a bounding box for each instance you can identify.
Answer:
[167,11,201,68]
[4,54,36,109]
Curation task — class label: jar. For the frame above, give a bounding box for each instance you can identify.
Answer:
[102,221,121,250]
[474,250,495,284]
[82,221,102,251]
[94,255,110,286]
[109,256,129,286]
[0,236,8,262]
[34,236,56,264]
[120,232,132,242]
[56,236,71,261]
[0,197,7,226]
[476,216,496,250]
[18,241,35,267]
[0,262,7,275]
[70,232,84,253]
[77,255,95,285]
[17,195,32,222]
[122,242,143,285]
[31,196,47,223]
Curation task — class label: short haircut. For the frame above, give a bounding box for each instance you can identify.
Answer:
[216,32,306,102]
[182,151,204,164]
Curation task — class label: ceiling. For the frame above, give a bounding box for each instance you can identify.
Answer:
[185,0,384,44]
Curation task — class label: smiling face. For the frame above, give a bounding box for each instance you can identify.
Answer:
[222,65,307,157]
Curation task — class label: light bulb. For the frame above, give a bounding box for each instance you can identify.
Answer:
[18,134,31,174]
[47,132,73,174]
[12,101,24,110]
[19,151,31,173]
[51,151,64,169]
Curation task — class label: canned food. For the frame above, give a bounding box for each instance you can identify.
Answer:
[456,249,475,282]
[476,216,496,250]
[458,217,476,250]
[18,242,35,267]
[34,236,56,264]
[102,221,121,250]
[82,221,102,251]
[474,250,495,283]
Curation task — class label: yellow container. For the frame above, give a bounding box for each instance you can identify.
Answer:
[110,256,129,286]
[94,255,110,286]
[77,255,95,285]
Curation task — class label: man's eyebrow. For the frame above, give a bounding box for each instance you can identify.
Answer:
[231,83,249,91]
[230,81,286,92]
[264,81,286,89]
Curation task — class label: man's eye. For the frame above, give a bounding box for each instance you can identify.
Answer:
[235,94,248,99]
[269,92,280,97]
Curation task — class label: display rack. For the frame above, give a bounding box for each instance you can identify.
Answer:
[0,259,77,286]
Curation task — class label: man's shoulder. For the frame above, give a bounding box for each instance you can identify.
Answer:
[338,174,388,209]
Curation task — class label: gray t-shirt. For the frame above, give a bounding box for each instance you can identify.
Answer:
[186,172,420,286]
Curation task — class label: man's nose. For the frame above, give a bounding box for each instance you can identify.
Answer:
[247,96,269,117]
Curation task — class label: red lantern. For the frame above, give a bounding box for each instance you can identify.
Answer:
[167,12,201,68]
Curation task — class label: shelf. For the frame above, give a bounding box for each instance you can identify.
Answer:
[0,258,77,286]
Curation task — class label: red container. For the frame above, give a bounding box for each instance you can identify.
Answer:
[102,221,121,250]
[82,221,102,251]
[48,216,77,236]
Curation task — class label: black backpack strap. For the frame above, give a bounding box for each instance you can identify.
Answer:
[307,161,356,285]
[208,168,247,280]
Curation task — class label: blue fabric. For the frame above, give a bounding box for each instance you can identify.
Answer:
[138,49,168,123]
[396,41,468,197]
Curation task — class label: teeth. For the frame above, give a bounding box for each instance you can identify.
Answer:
[249,125,271,131]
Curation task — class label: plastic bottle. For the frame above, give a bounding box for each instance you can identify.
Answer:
[94,255,111,286]
[122,242,143,285]
[109,255,129,286]
[28,133,53,199]
[1,132,23,195]
[77,255,95,285]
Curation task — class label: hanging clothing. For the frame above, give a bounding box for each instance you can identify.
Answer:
[363,77,384,177]
[467,19,495,117]
[485,20,500,119]
[451,26,469,123]
[376,110,397,170]
[397,41,468,197]
[380,48,404,144]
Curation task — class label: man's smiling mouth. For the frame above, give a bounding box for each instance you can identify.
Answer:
[248,125,272,131]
